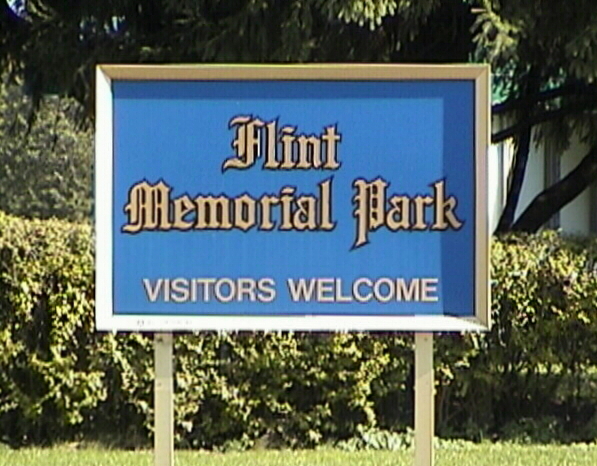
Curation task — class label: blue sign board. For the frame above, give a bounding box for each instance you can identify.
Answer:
[95,65,489,331]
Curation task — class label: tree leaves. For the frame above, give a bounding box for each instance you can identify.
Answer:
[0,75,92,222]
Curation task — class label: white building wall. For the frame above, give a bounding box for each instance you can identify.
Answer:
[560,141,591,235]
[489,136,593,235]
[514,139,545,220]
[487,144,503,234]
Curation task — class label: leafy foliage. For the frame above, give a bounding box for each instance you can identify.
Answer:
[0,0,468,115]
[0,76,92,222]
[0,212,151,445]
[2,1,596,231]
[175,332,394,449]
[436,232,597,441]
[476,0,597,232]
[0,211,98,443]
[1,212,597,447]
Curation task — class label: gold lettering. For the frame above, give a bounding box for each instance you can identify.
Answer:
[279,186,295,229]
[296,135,322,169]
[350,177,464,248]
[386,196,410,230]
[280,126,296,169]
[259,195,279,230]
[413,195,434,230]
[293,195,317,230]
[123,180,172,233]
[431,180,464,230]
[319,178,335,230]
[264,120,279,169]
[172,195,195,230]
[234,194,256,231]
[223,115,264,171]
[223,117,341,171]
[322,125,341,169]
[280,126,296,170]
[352,178,387,249]
[195,196,232,229]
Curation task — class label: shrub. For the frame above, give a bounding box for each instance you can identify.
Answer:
[0,211,99,444]
[1,212,596,447]
[435,232,597,442]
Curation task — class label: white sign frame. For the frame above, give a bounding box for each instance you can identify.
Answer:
[95,64,490,332]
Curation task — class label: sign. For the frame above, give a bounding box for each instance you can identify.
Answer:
[95,64,490,331]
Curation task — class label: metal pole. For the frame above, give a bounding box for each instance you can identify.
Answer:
[154,332,174,466]
[415,332,434,466]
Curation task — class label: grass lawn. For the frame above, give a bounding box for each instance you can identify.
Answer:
[0,443,596,466]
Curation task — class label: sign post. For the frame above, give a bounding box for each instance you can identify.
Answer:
[95,64,490,466]
[415,333,434,466]
[154,333,174,466]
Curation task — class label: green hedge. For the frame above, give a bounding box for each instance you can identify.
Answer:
[0,211,596,447]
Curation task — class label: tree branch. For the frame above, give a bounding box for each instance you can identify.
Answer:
[511,145,597,232]
[494,71,540,233]
[492,100,596,143]
[495,123,533,233]
[492,82,597,116]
